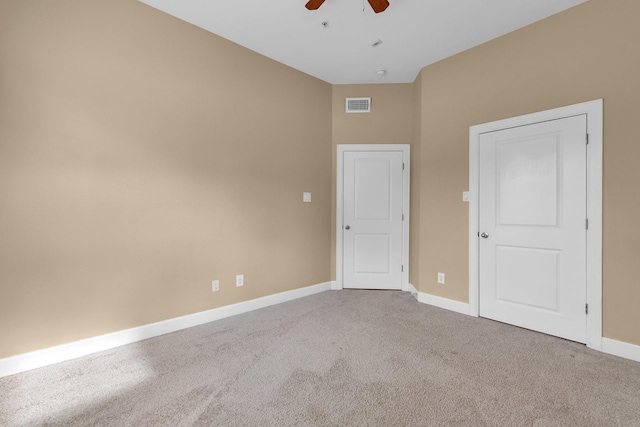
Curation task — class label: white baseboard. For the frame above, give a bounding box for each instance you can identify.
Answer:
[417,292,471,316]
[602,337,640,363]
[408,283,418,299]
[0,281,333,379]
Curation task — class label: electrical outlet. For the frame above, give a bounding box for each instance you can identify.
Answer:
[212,280,219,292]
[236,274,244,287]
[437,273,445,284]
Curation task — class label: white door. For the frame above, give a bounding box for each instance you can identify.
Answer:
[342,151,404,290]
[479,115,587,343]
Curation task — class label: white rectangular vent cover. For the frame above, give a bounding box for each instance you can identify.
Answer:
[346,97,371,113]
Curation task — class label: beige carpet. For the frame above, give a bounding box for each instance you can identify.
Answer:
[1,290,639,426]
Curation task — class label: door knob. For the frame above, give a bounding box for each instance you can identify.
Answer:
[345,225,351,230]
[480,232,489,238]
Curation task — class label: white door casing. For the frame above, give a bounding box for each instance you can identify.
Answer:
[469,100,603,351]
[336,145,410,291]
[479,115,587,343]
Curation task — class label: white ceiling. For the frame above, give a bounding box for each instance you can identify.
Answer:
[138,0,588,85]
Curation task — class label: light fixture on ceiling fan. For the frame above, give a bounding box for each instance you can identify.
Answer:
[305,0,390,14]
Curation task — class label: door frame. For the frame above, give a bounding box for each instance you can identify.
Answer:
[336,144,410,291]
[468,99,603,351]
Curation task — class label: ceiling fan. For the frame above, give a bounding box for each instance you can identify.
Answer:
[305,0,390,14]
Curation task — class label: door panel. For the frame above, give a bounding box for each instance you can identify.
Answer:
[496,246,560,311]
[354,235,390,273]
[479,115,587,343]
[343,151,403,290]
[355,160,391,220]
[497,136,559,226]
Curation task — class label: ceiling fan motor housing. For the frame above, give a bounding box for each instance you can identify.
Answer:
[305,0,389,13]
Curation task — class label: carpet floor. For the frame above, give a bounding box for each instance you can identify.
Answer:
[1,290,639,426]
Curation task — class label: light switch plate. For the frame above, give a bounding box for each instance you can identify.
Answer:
[303,192,312,203]
[463,191,469,202]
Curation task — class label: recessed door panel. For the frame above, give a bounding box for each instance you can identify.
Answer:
[354,234,390,274]
[497,136,559,227]
[355,160,391,221]
[496,246,560,311]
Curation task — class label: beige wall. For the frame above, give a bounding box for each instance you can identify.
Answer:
[416,0,640,345]
[0,0,332,358]
[330,84,414,281]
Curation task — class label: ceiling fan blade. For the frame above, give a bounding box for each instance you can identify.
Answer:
[368,0,389,13]
[305,0,326,10]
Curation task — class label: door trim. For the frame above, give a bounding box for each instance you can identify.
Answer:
[468,100,603,351]
[336,144,410,291]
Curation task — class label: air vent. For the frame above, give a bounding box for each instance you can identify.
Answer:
[346,97,371,113]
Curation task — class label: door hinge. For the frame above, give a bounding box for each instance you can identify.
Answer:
[586,133,589,145]
[401,265,404,272]
[586,218,589,230]
[586,303,589,315]
[402,214,405,221]
[402,162,405,170]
